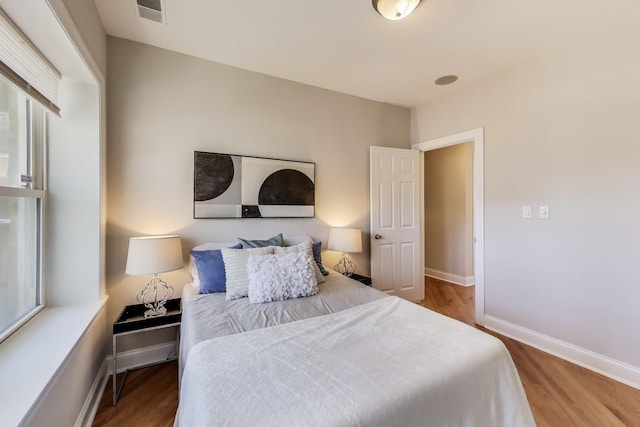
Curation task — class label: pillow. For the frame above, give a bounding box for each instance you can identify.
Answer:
[221,246,275,301]
[190,243,242,294]
[311,241,329,276]
[238,233,284,249]
[283,235,313,246]
[274,241,325,283]
[188,241,238,287]
[247,251,318,304]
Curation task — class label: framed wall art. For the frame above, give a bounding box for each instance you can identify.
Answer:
[193,151,315,218]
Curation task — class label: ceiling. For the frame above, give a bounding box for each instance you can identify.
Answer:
[95,0,640,107]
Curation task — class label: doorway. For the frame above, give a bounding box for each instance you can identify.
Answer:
[412,127,485,325]
[423,143,474,285]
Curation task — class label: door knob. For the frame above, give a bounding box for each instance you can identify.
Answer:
[374,234,382,240]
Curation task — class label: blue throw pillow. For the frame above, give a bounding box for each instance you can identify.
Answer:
[312,241,329,276]
[238,233,284,249]
[191,243,242,294]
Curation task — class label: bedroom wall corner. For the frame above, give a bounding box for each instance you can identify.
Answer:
[105,37,411,354]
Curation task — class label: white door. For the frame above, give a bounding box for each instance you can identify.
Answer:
[370,146,423,301]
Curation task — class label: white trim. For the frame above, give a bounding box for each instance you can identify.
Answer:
[485,315,640,390]
[107,341,178,374]
[0,186,46,197]
[74,359,108,427]
[424,268,474,286]
[412,127,485,325]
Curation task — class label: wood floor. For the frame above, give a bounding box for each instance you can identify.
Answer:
[93,278,640,426]
[93,363,178,427]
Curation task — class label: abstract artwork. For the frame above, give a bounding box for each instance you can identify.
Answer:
[193,151,315,218]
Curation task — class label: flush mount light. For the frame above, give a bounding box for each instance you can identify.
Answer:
[434,75,459,85]
[372,0,422,21]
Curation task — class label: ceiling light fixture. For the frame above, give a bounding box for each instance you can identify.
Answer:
[372,0,422,21]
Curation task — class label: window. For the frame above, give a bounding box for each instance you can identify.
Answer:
[0,74,46,343]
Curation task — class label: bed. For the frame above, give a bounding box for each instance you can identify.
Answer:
[175,236,535,426]
[179,269,387,380]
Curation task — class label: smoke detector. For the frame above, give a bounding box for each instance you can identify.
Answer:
[136,0,165,24]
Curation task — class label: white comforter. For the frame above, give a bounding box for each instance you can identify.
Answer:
[176,297,535,427]
[179,271,387,380]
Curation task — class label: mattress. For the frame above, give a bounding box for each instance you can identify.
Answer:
[176,296,535,427]
[179,270,388,379]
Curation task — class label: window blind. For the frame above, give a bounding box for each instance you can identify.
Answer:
[0,8,61,115]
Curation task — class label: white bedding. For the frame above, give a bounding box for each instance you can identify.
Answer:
[176,297,535,427]
[179,270,388,379]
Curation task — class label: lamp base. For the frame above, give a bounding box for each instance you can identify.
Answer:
[334,253,357,277]
[137,274,174,318]
[143,306,167,318]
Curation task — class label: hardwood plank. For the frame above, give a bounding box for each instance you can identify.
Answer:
[93,277,640,426]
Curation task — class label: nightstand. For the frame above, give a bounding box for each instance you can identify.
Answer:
[112,298,182,405]
[350,273,372,286]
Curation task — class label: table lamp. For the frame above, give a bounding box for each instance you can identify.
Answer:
[125,235,184,318]
[327,227,362,277]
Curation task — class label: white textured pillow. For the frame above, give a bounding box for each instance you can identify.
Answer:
[275,241,325,284]
[247,252,318,304]
[221,246,275,301]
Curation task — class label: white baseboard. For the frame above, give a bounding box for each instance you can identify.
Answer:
[484,315,640,390]
[107,340,178,374]
[425,268,474,287]
[75,359,108,427]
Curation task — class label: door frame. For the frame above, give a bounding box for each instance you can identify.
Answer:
[412,127,485,325]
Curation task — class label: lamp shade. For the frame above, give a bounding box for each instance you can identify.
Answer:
[327,228,363,253]
[125,235,184,275]
[372,0,421,20]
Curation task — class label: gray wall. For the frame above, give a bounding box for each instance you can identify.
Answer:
[106,37,410,350]
[414,23,640,371]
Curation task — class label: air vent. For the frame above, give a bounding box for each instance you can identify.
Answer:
[137,0,165,24]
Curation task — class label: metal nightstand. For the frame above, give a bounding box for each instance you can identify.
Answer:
[112,298,182,405]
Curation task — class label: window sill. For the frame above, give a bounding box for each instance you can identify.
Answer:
[0,297,107,426]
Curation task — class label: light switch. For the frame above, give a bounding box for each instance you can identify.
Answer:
[539,205,550,219]
[522,206,532,219]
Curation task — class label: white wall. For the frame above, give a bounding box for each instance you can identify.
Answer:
[414,23,640,377]
[424,143,473,282]
[60,0,107,76]
[106,37,410,351]
[20,306,107,427]
[47,79,102,305]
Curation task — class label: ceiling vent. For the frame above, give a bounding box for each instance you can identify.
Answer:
[136,0,165,24]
